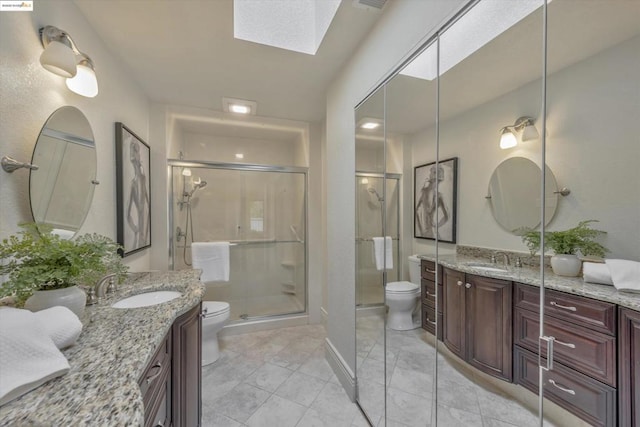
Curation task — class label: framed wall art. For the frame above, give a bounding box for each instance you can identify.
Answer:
[414,157,458,243]
[115,122,151,256]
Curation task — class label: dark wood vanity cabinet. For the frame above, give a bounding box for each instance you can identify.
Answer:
[141,302,202,427]
[172,303,202,427]
[619,307,640,427]
[420,260,442,340]
[514,282,617,426]
[442,267,512,381]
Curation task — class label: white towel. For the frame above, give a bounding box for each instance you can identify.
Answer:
[192,241,230,282]
[583,262,613,286]
[373,236,393,271]
[0,308,70,406]
[605,259,640,292]
[32,306,83,349]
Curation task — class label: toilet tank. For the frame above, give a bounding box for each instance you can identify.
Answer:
[408,255,422,285]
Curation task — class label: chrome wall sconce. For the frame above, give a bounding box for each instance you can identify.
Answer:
[1,156,38,173]
[39,25,99,98]
[499,116,538,149]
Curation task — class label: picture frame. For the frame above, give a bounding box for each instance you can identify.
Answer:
[115,122,151,256]
[414,157,458,243]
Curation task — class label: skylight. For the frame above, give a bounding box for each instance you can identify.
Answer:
[233,0,341,55]
[400,0,546,80]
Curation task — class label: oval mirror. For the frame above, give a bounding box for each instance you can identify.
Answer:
[29,106,97,238]
[488,157,558,234]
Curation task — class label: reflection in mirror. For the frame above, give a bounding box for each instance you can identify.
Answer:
[488,157,558,234]
[29,106,96,238]
[354,85,387,425]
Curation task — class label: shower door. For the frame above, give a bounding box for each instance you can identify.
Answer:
[355,173,400,307]
[170,163,307,321]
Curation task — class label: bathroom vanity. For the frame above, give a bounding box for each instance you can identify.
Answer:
[420,256,640,427]
[0,270,204,426]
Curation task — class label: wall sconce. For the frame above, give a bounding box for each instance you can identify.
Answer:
[499,116,538,149]
[39,25,99,98]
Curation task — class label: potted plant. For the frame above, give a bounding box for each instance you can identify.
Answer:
[0,223,128,315]
[521,220,608,276]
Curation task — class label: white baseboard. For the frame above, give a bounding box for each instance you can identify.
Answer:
[325,337,356,401]
[320,307,328,326]
[220,314,307,337]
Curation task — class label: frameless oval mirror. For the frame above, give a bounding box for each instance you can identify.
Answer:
[29,106,97,238]
[488,157,558,234]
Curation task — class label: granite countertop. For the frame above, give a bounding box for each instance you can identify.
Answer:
[0,270,204,426]
[419,254,640,312]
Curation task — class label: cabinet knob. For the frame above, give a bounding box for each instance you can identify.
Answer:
[465,283,471,289]
[457,280,463,286]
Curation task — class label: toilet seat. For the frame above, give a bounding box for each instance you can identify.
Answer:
[386,281,419,293]
[202,301,230,318]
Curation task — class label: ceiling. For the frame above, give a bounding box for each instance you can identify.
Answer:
[74,0,383,125]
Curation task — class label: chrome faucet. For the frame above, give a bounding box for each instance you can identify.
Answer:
[86,273,119,305]
[491,251,511,266]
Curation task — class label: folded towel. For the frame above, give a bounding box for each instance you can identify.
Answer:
[192,241,230,282]
[605,259,640,292]
[0,308,70,406]
[32,306,83,349]
[583,262,613,286]
[373,236,393,271]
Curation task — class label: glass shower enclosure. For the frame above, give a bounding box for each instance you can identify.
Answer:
[169,162,307,321]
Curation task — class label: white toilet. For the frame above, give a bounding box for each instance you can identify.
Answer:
[385,255,422,331]
[201,300,230,366]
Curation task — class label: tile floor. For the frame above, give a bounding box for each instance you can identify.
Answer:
[202,321,554,427]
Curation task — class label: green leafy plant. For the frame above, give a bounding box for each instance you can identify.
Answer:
[521,220,608,258]
[0,223,128,306]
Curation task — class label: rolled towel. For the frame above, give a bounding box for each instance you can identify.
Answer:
[32,306,83,349]
[605,259,640,292]
[583,262,613,286]
[192,241,230,282]
[0,307,70,406]
[372,236,393,271]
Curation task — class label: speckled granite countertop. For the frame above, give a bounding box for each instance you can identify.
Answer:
[419,254,640,312]
[0,270,204,426]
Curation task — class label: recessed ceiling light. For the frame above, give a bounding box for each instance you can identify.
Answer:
[361,122,380,130]
[223,97,257,115]
[233,0,340,55]
[230,104,250,114]
[357,117,382,130]
[235,153,244,159]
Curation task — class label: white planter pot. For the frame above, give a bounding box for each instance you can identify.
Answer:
[25,285,86,317]
[550,254,582,277]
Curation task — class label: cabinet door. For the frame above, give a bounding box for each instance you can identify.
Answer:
[466,274,512,381]
[619,307,640,427]
[443,268,466,359]
[173,303,202,427]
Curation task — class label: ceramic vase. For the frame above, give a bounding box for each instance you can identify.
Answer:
[25,285,86,317]
[550,254,582,277]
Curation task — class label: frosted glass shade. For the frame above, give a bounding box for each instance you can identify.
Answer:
[40,41,77,78]
[500,130,518,149]
[521,124,539,141]
[66,63,98,98]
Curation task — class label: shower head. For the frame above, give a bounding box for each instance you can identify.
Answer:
[187,179,207,197]
[367,187,383,202]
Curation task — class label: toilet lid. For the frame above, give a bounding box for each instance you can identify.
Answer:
[203,301,230,317]
[386,281,419,293]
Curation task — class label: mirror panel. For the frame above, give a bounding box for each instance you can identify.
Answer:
[29,106,96,238]
[355,85,387,425]
[488,157,558,233]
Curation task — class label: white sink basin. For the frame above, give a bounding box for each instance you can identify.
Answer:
[464,263,509,273]
[112,291,182,308]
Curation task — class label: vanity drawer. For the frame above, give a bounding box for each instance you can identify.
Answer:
[421,260,441,283]
[514,346,616,427]
[514,282,616,335]
[421,279,442,312]
[514,308,616,387]
[421,304,442,340]
[139,330,172,405]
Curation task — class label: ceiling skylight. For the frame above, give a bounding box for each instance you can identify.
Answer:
[233,0,341,55]
[400,0,546,80]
